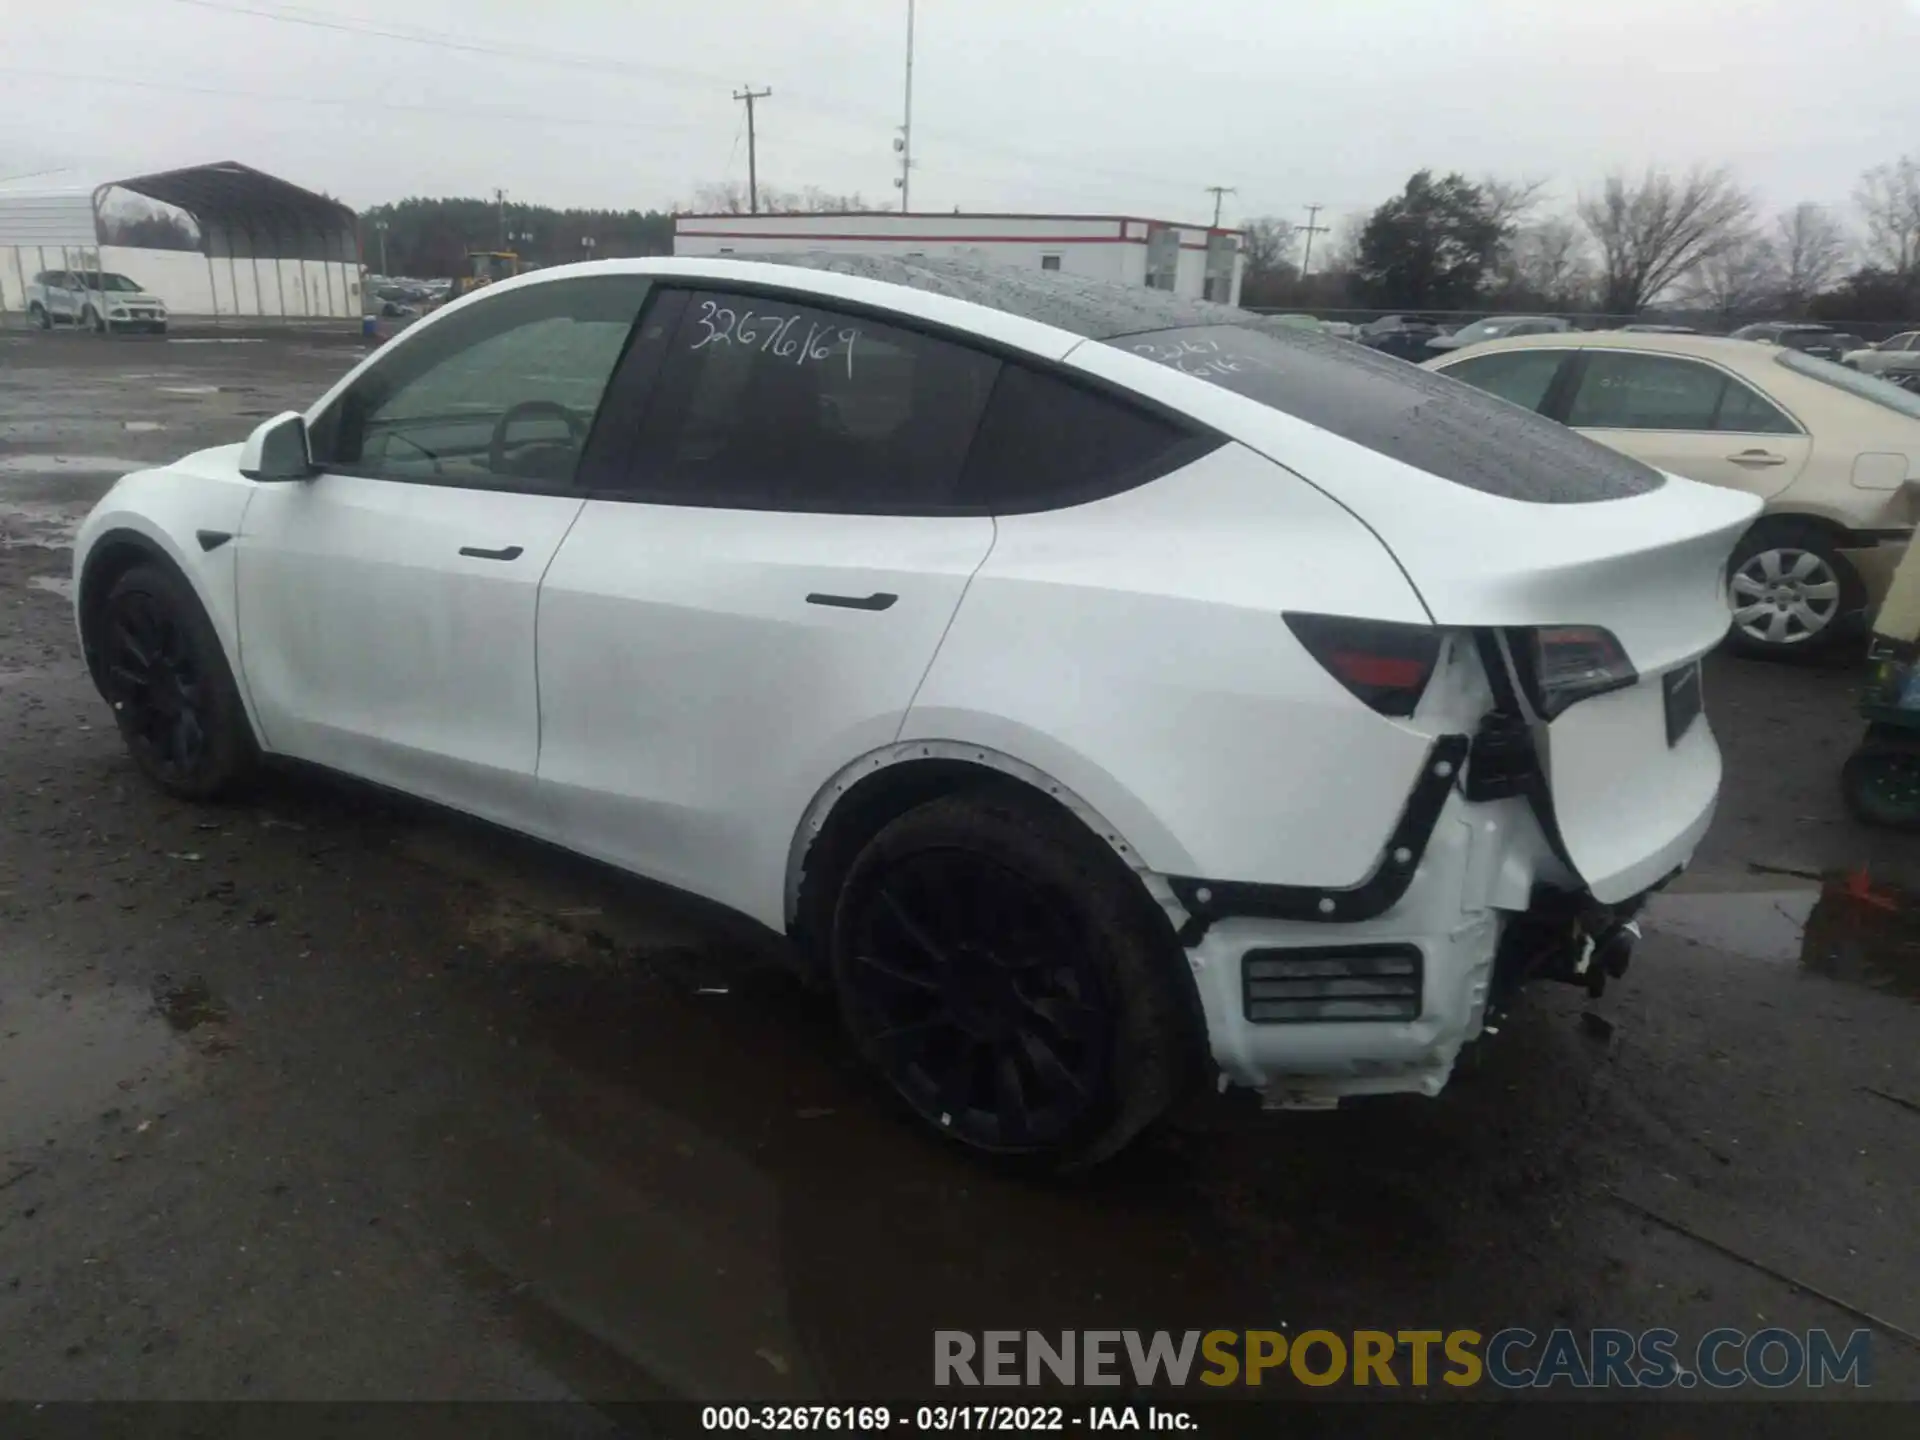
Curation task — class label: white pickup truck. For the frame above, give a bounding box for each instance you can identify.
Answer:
[26,269,168,334]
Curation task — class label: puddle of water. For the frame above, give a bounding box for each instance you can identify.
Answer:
[27,574,74,600]
[1643,873,1920,1000]
[0,453,143,476]
[153,976,230,1032]
[0,983,189,1148]
[0,500,82,548]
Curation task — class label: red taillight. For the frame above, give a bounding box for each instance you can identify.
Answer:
[1285,613,1441,717]
[1510,625,1637,719]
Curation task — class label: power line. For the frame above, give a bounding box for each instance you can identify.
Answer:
[158,0,1225,206]
[732,86,772,215]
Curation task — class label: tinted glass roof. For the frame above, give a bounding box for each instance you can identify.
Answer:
[756,252,1234,339]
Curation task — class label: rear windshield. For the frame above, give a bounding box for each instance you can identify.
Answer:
[1107,324,1666,504]
[1777,348,1920,419]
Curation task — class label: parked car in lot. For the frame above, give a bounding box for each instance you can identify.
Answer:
[73,257,1755,1165]
[1728,321,1851,364]
[1426,332,1920,658]
[1355,314,1448,360]
[1844,331,1920,388]
[25,269,168,334]
[1423,314,1571,353]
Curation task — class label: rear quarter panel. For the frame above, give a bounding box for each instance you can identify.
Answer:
[902,442,1439,889]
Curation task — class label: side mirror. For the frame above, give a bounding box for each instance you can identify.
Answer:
[239,410,314,482]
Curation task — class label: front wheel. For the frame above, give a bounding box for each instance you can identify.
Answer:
[81,304,106,334]
[1725,520,1863,660]
[828,788,1194,1169]
[96,563,257,799]
[29,303,50,331]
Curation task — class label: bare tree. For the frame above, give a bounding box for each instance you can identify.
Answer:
[690,181,873,215]
[1679,230,1782,324]
[1578,167,1755,315]
[1773,202,1849,312]
[1481,176,1549,233]
[1238,215,1298,304]
[1493,216,1596,309]
[1854,157,1920,276]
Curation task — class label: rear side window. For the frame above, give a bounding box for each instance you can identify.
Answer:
[1438,349,1567,413]
[1566,352,1798,434]
[626,290,999,511]
[956,363,1208,510]
[1108,323,1664,504]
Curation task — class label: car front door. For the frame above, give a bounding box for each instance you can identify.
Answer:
[49,272,82,323]
[235,273,651,830]
[535,287,1002,924]
[1557,349,1811,499]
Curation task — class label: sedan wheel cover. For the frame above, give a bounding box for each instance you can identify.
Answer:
[104,591,208,780]
[1729,547,1841,647]
[842,851,1111,1152]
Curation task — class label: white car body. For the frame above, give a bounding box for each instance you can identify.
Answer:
[26,268,169,331]
[71,257,1757,1151]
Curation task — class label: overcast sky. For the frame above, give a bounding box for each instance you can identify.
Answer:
[5,0,1920,228]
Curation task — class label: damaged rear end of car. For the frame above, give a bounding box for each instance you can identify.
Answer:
[1074,321,1760,1109]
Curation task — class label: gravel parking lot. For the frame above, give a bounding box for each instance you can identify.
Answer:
[3,330,1919,1407]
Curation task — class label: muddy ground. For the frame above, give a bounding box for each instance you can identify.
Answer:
[2,330,1918,1409]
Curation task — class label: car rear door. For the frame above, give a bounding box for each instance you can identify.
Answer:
[1555,349,1811,499]
[236,273,651,831]
[534,287,1001,926]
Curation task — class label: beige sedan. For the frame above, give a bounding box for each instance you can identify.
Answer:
[1424,332,1920,658]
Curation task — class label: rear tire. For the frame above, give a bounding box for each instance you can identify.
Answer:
[96,563,257,800]
[82,304,105,335]
[828,787,1194,1169]
[1724,519,1863,661]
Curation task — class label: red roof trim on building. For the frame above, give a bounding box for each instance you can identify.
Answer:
[677,230,1149,245]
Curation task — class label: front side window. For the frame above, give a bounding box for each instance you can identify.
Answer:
[1438,348,1567,413]
[624,290,999,511]
[308,275,650,488]
[1565,352,1729,431]
[1890,333,1919,351]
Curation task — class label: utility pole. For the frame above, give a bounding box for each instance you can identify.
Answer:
[494,188,508,249]
[894,0,916,211]
[1204,186,1236,228]
[733,85,772,214]
[374,219,389,276]
[1298,202,1329,279]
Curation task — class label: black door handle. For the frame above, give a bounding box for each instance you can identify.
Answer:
[806,591,897,611]
[459,544,524,561]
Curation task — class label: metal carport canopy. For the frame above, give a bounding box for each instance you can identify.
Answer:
[96,160,356,251]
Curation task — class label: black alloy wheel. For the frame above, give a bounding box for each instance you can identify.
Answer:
[95,563,256,799]
[104,585,211,786]
[839,846,1114,1153]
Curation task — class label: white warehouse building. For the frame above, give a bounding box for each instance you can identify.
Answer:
[673,212,1245,306]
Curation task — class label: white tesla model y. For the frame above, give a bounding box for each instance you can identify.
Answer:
[72,256,1758,1165]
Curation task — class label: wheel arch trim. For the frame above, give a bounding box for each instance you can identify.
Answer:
[783,738,1169,932]
[75,521,267,746]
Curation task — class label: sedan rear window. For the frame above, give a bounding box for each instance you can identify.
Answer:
[1777,349,1920,420]
[1108,325,1665,504]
